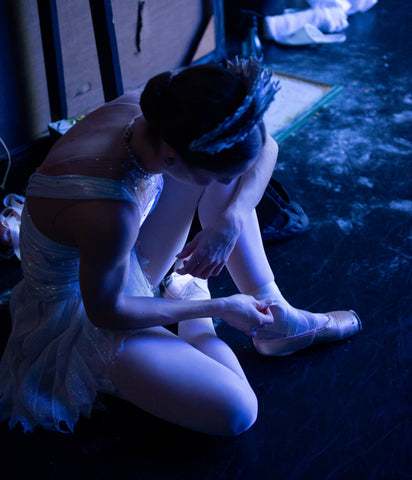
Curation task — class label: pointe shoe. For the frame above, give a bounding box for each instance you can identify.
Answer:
[252,310,361,356]
[161,272,210,301]
[0,193,25,259]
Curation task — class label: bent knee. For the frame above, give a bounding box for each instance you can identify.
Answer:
[215,385,258,437]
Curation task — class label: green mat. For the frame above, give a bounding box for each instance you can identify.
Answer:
[264,68,342,143]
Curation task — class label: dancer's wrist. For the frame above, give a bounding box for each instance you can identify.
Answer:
[222,205,246,236]
[208,297,228,318]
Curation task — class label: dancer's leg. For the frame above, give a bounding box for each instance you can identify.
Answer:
[198,181,274,294]
[198,182,329,337]
[138,177,249,379]
[163,272,248,379]
[137,175,204,286]
[179,316,248,379]
[109,327,258,436]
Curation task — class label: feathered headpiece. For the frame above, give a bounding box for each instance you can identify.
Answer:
[188,57,280,154]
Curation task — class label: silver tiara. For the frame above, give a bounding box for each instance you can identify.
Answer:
[188,57,280,154]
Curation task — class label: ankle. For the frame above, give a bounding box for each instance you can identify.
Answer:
[249,280,281,300]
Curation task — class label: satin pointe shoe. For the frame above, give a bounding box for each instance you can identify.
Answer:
[252,310,362,356]
[161,271,211,301]
[0,194,25,259]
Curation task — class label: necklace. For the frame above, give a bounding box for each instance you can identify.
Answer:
[123,116,151,179]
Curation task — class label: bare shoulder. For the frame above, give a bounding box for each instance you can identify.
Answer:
[109,89,143,107]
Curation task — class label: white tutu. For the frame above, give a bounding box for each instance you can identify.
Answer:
[0,172,163,432]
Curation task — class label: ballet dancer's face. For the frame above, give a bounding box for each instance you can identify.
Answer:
[163,125,265,186]
[168,153,259,187]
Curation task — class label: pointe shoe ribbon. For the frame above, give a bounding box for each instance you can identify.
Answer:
[253,310,361,356]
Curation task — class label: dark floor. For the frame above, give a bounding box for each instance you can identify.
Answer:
[1,1,411,479]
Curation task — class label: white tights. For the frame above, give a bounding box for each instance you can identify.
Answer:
[109,175,323,435]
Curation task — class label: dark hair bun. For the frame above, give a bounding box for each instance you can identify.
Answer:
[140,71,173,128]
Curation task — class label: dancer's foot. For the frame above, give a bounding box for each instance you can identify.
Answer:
[253,309,361,356]
[161,271,210,301]
[267,304,330,338]
[249,281,361,355]
[161,271,214,340]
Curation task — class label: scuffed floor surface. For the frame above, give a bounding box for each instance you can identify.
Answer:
[0,1,410,478]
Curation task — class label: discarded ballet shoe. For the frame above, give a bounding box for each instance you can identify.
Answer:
[3,193,25,211]
[257,178,309,243]
[252,310,361,356]
[161,271,211,301]
[0,194,25,260]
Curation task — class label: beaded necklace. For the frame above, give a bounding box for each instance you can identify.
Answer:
[123,116,151,179]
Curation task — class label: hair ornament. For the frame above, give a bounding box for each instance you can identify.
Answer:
[188,57,280,154]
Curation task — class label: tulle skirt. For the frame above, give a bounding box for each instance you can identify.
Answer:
[0,247,153,433]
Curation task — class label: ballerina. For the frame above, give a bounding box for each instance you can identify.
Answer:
[0,58,360,435]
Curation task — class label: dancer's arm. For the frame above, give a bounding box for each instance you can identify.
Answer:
[76,201,272,333]
[223,133,278,226]
[177,134,278,278]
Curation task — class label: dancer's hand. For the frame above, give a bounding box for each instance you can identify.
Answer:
[176,215,242,279]
[219,294,274,336]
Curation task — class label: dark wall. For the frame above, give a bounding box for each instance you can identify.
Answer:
[0,1,51,153]
[1,3,41,150]
[0,0,211,158]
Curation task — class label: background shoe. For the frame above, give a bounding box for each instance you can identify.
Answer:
[253,310,361,356]
[257,178,309,243]
[0,194,25,260]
